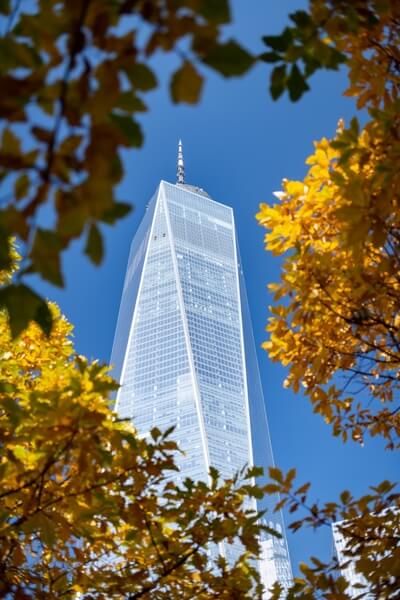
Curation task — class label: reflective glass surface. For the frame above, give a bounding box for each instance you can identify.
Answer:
[111,180,292,589]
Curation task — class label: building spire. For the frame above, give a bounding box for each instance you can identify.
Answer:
[177,139,185,184]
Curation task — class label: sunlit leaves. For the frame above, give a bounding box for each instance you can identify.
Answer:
[257,19,400,596]
[257,6,400,445]
[257,15,399,598]
[262,468,400,597]
[0,300,268,597]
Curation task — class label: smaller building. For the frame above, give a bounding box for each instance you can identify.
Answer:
[332,520,372,599]
[259,520,293,597]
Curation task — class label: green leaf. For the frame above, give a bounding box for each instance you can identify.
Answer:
[85,223,103,265]
[247,465,264,478]
[0,283,53,338]
[203,40,254,77]
[289,10,313,28]
[1,394,23,426]
[123,63,157,91]
[162,425,176,438]
[0,228,12,271]
[0,206,29,239]
[109,113,143,147]
[31,228,64,287]
[209,466,219,481]
[170,61,204,104]
[262,524,282,538]
[100,201,132,225]
[270,65,287,100]
[324,47,346,70]
[0,381,17,393]
[259,51,281,63]
[115,91,148,113]
[38,514,56,547]
[287,64,309,101]
[349,116,360,138]
[35,298,53,337]
[263,28,293,52]
[198,0,230,24]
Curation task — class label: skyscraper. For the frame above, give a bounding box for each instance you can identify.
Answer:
[111,142,292,593]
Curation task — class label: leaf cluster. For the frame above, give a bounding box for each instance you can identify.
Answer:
[260,0,398,102]
[257,0,400,449]
[0,301,267,598]
[263,468,399,599]
[257,2,400,597]
[0,0,254,337]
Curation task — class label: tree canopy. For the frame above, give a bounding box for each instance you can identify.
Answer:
[3,0,397,337]
[1,0,399,597]
[257,0,399,597]
[0,0,254,335]
[0,282,268,598]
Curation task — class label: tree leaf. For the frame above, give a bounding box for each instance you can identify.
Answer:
[109,113,143,147]
[269,466,283,483]
[170,61,204,104]
[14,173,30,200]
[0,0,11,15]
[262,28,293,52]
[198,0,230,24]
[31,228,64,287]
[289,10,313,28]
[202,40,254,77]
[287,64,309,101]
[85,223,103,265]
[270,65,287,100]
[259,51,281,63]
[0,283,52,338]
[100,201,132,225]
[2,127,21,154]
[115,91,148,112]
[31,125,52,144]
[123,63,157,91]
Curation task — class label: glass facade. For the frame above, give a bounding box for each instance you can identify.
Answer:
[111,180,292,594]
[332,520,375,599]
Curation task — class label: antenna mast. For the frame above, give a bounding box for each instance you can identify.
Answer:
[177,139,185,184]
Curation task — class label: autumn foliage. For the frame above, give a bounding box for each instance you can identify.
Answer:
[1,0,399,598]
[0,0,253,336]
[0,299,268,598]
[257,1,400,597]
[257,0,400,448]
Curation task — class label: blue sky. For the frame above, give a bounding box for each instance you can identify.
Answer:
[32,0,398,575]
